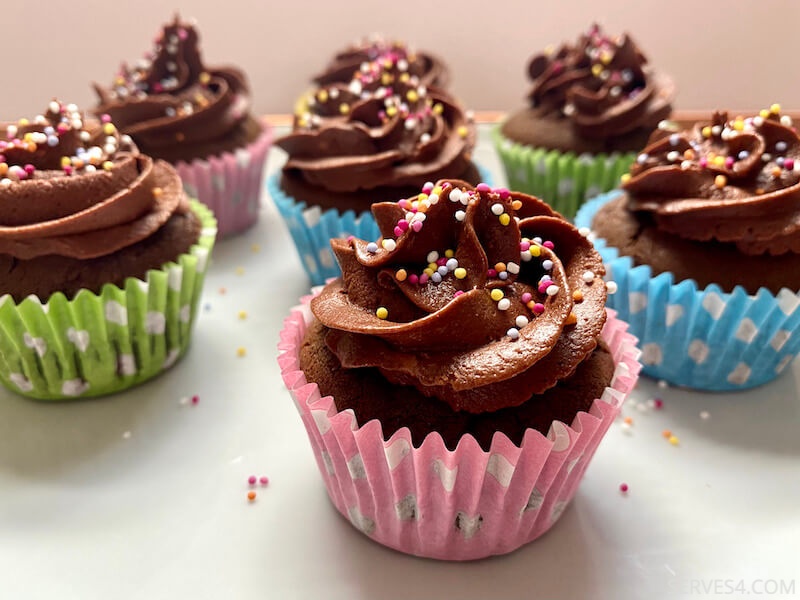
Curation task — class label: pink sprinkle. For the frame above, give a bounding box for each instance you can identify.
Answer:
[411,221,423,232]
[422,182,434,193]
[419,273,429,285]
[101,114,112,124]
[487,269,497,277]
[538,283,550,294]
[394,226,404,236]
[436,257,447,266]
[398,199,409,209]
[543,241,555,250]
[654,398,664,409]
[346,235,355,242]
[619,483,629,493]
[378,110,386,120]
[520,241,530,251]
[699,158,708,168]
[453,290,464,297]
[532,303,545,314]
[397,220,409,232]
[191,394,199,405]
[521,292,532,303]
[495,188,510,199]
[63,166,73,176]
[476,183,491,193]
[247,476,257,485]
[57,124,68,134]
[785,158,795,170]
[408,274,419,284]
[725,156,734,168]
[23,164,35,174]
[178,28,188,40]
[259,476,269,486]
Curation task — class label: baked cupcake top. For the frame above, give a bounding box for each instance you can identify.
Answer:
[310,180,610,413]
[0,100,189,261]
[312,35,449,89]
[93,16,262,163]
[277,51,476,194]
[623,106,800,256]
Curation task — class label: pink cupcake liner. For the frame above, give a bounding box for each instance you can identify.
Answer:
[175,126,271,237]
[278,291,642,561]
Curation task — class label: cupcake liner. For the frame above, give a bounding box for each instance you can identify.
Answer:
[491,125,634,220]
[0,201,217,401]
[277,290,641,560]
[576,192,800,390]
[268,165,493,286]
[176,126,271,238]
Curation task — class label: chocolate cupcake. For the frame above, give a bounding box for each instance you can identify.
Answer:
[0,101,216,400]
[576,105,800,390]
[279,180,641,559]
[94,16,270,237]
[269,42,488,285]
[494,24,675,218]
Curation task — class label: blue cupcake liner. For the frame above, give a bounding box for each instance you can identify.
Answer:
[575,192,800,391]
[268,167,493,286]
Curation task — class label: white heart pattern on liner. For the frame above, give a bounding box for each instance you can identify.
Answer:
[524,488,544,513]
[394,495,417,521]
[61,379,89,396]
[384,438,411,470]
[641,343,663,366]
[486,453,515,488]
[9,373,33,392]
[455,512,482,540]
[163,348,180,370]
[665,304,684,326]
[346,454,366,479]
[118,354,137,376]
[688,340,709,365]
[66,328,90,352]
[145,312,166,335]
[347,506,375,535]
[628,292,648,314]
[735,318,758,343]
[432,459,458,492]
[701,292,726,320]
[22,333,47,357]
[547,421,571,452]
[104,301,128,326]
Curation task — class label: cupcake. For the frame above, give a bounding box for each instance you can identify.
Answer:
[278,180,641,560]
[0,101,216,400]
[93,16,270,237]
[270,41,488,285]
[494,23,675,219]
[575,106,800,390]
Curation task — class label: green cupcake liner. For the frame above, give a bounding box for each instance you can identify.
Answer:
[491,125,635,220]
[0,200,217,401]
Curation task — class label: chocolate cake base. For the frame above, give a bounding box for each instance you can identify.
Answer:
[299,319,615,451]
[0,209,202,302]
[279,162,483,213]
[591,195,800,295]
[501,108,654,155]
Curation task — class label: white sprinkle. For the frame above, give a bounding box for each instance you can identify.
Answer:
[122,431,132,439]
[711,125,722,136]
[491,203,504,216]
[515,315,529,328]
[426,251,439,263]
[636,402,648,413]
[753,116,764,127]
[382,239,397,251]
[497,298,511,311]
[437,266,448,277]
[329,88,339,99]
[420,133,431,144]
[780,115,793,127]
[520,251,532,262]
[449,188,462,203]
[637,154,648,165]
[431,272,442,283]
[667,151,680,162]
[507,262,520,275]
[578,227,591,237]
[455,210,466,222]
[669,134,680,146]
[700,411,710,420]
[657,379,669,390]
[546,285,559,296]
[498,272,508,280]
[80,131,91,142]
[507,327,520,340]
[48,100,60,114]
[0,179,12,188]
[428,193,439,204]
[366,242,378,253]
[680,160,693,170]
[446,258,458,271]
[606,281,618,294]
[762,153,773,162]
[582,270,595,283]
[542,259,553,271]
[404,118,417,130]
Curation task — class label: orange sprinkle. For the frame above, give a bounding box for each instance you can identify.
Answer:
[572,290,584,302]
[662,429,672,439]
[565,312,577,325]
[218,287,227,295]
[623,416,633,425]
[152,187,163,198]
[511,200,523,210]
[494,262,506,272]
[176,132,185,141]
[247,491,256,501]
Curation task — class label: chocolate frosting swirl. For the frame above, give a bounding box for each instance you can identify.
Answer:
[277,51,476,193]
[310,180,608,413]
[527,24,674,140]
[624,108,800,255]
[312,35,448,89]
[0,101,188,260]
[93,16,259,162]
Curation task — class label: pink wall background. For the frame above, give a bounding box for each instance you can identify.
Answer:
[6,0,799,118]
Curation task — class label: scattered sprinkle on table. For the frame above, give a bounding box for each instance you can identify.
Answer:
[668,435,680,446]
[235,266,245,276]
[247,491,257,502]
[619,483,629,493]
[236,347,247,358]
[662,429,672,439]
[700,411,710,420]
[238,310,248,320]
[218,287,227,295]
[250,243,261,253]
[122,431,132,440]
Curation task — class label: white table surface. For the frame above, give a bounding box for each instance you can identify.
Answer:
[1,125,799,600]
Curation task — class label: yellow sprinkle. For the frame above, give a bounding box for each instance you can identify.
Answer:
[530,245,541,257]
[399,73,410,83]
[432,186,443,196]
[339,103,350,115]
[432,103,444,115]
[770,103,781,114]
[23,132,33,143]
[376,307,389,320]
[317,89,328,103]
[395,269,407,282]
[714,175,727,188]
[18,118,29,126]
[454,267,467,279]
[250,243,261,253]
[457,126,469,138]
[490,289,504,301]
[102,161,113,171]
[199,72,211,85]
[701,126,712,138]
[236,347,247,358]
[406,90,419,103]
[572,290,584,302]
[591,64,603,77]
[565,312,577,325]
[499,214,511,226]
[423,268,434,276]
[600,52,612,65]
[620,173,631,184]
[61,156,71,168]
[511,200,522,210]
[386,106,398,117]
[444,249,454,258]
[381,73,394,85]
[759,109,771,119]
[103,123,116,135]
[712,156,725,167]
[152,187,163,198]
[382,58,393,69]
[668,435,680,446]
[418,193,428,202]
[235,266,245,276]
[733,119,744,131]
[238,310,247,320]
